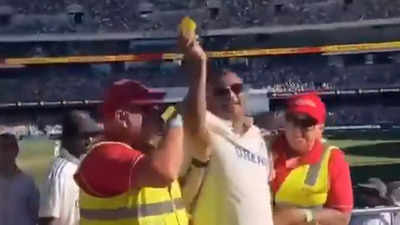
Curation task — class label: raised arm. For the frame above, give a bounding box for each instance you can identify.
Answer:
[179,33,211,162]
[179,35,207,133]
[135,115,184,187]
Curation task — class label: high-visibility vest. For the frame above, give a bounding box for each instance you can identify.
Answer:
[275,145,337,208]
[79,179,189,225]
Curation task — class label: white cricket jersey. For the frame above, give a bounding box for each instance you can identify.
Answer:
[191,112,274,225]
[39,148,80,225]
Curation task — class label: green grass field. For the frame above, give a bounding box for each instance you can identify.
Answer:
[17,137,55,188]
[16,130,400,187]
[326,130,400,166]
[326,130,400,183]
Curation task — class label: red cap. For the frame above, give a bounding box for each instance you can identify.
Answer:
[102,79,166,120]
[287,92,326,124]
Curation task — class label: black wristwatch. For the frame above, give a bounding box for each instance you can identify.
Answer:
[191,158,209,168]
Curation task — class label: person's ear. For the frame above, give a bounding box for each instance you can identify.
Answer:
[315,124,325,138]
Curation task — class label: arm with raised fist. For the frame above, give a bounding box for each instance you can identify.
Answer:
[178,19,211,163]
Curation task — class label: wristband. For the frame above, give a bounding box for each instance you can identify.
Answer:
[191,158,209,168]
[161,106,176,122]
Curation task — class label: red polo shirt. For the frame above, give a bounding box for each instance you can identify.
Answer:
[271,135,353,213]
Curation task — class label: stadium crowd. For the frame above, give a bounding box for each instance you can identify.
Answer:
[0,0,400,32]
[3,54,400,100]
[1,53,400,126]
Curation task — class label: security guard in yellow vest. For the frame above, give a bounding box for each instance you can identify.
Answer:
[269,92,353,225]
[74,80,188,225]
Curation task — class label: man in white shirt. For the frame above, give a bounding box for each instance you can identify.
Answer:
[179,33,274,225]
[39,110,102,225]
[0,133,39,225]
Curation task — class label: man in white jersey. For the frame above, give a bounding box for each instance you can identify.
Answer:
[179,33,274,225]
[39,110,102,225]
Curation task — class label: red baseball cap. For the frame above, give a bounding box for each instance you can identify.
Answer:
[287,92,326,124]
[102,79,166,120]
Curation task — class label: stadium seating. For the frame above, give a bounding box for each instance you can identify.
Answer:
[1,0,400,33]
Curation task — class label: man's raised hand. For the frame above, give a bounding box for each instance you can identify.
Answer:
[177,17,207,63]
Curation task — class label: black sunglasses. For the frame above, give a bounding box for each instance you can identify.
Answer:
[285,113,317,128]
[213,83,243,97]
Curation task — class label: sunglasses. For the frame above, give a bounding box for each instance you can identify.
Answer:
[285,113,317,128]
[213,83,243,97]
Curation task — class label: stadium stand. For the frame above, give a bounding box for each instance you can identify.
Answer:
[0,0,400,32]
[0,0,400,127]
[1,52,400,126]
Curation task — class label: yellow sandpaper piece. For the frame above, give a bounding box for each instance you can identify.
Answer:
[161,106,176,122]
[179,16,197,39]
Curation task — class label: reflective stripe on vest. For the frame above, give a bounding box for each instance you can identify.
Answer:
[78,142,189,225]
[80,198,185,220]
[304,148,328,186]
[275,145,337,208]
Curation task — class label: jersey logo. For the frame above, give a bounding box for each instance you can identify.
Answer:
[235,145,267,166]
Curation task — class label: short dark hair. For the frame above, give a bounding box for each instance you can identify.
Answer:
[206,63,237,85]
[62,110,102,138]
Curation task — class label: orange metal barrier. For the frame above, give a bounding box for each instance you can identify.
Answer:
[4,41,400,65]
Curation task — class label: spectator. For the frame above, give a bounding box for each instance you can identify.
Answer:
[387,181,400,225]
[179,33,274,225]
[351,178,393,225]
[0,133,39,225]
[387,181,400,207]
[270,92,353,225]
[39,110,103,225]
[74,79,188,225]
